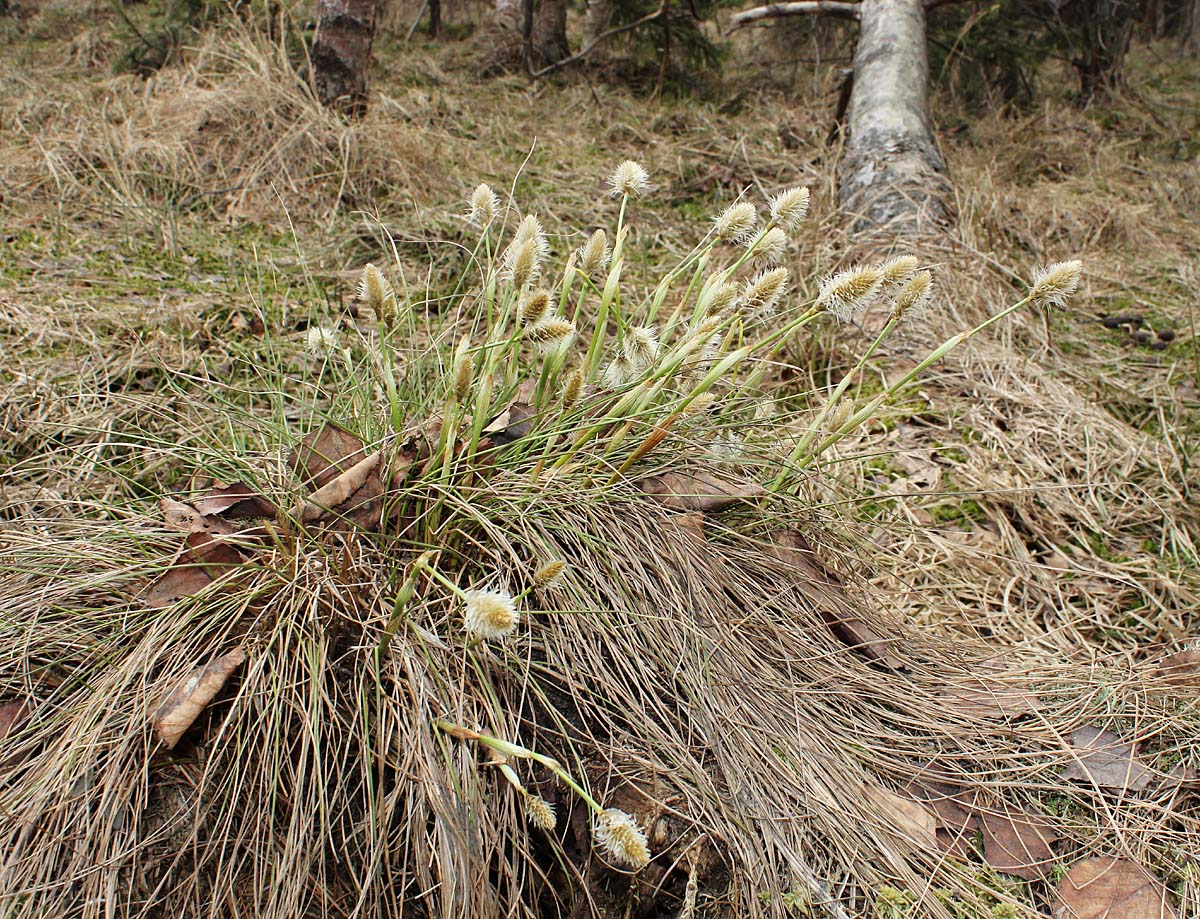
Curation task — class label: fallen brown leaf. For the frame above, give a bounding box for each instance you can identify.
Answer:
[764,529,904,669]
[1052,857,1178,919]
[1061,726,1158,792]
[144,532,246,609]
[980,800,1059,880]
[0,700,30,740]
[903,777,980,860]
[192,482,276,518]
[1153,650,1200,691]
[160,498,236,536]
[153,648,247,749]
[941,662,1039,720]
[861,784,939,853]
[288,422,385,530]
[292,450,382,524]
[482,400,535,445]
[639,470,764,512]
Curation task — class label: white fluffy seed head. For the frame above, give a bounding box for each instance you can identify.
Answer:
[816,266,884,321]
[560,366,585,410]
[602,355,634,389]
[752,226,788,265]
[892,270,932,323]
[594,808,650,869]
[527,317,577,356]
[713,202,758,244]
[519,289,552,327]
[1029,259,1083,310]
[306,326,339,356]
[879,255,919,287]
[697,275,740,317]
[358,264,396,324]
[463,589,519,640]
[467,184,500,226]
[527,796,556,831]
[608,160,651,198]
[532,560,566,588]
[769,186,809,231]
[578,229,610,278]
[742,267,789,318]
[623,325,659,372]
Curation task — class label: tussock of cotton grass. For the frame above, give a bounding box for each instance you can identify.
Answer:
[4,15,1200,919]
[3,462,1198,918]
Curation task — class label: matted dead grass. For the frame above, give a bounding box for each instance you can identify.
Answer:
[2,10,1199,919]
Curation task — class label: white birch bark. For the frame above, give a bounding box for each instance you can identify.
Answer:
[838,0,950,229]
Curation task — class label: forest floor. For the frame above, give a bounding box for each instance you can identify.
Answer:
[2,3,1200,918]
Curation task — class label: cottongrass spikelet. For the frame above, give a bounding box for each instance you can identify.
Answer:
[602,355,635,389]
[578,229,610,278]
[742,267,789,318]
[532,560,566,588]
[623,325,659,372]
[608,160,651,198]
[527,317,577,356]
[751,226,788,265]
[306,326,339,356]
[560,366,584,410]
[769,186,810,231]
[879,255,919,288]
[518,289,552,327]
[594,808,651,869]
[463,589,519,640]
[358,264,395,324]
[697,275,740,317]
[506,238,541,289]
[467,183,500,226]
[892,270,932,323]
[452,337,474,402]
[816,265,885,321]
[1029,259,1083,309]
[527,796,556,831]
[713,201,758,244]
[513,214,550,260]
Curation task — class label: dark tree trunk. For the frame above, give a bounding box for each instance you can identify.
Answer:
[1183,0,1200,54]
[311,0,377,115]
[838,0,951,230]
[532,0,570,65]
[429,0,441,36]
[1059,0,1137,99]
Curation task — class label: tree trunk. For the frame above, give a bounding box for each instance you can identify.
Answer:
[1188,0,1200,55]
[495,0,521,30]
[311,0,377,115]
[532,0,570,65]
[1068,0,1136,98]
[838,0,950,230]
[582,0,614,51]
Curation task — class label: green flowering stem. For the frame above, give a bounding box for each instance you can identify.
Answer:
[785,314,901,474]
[433,720,604,815]
[377,549,437,657]
[770,293,1037,490]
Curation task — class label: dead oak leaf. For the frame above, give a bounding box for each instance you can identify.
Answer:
[860,784,939,853]
[287,422,385,530]
[980,801,1059,880]
[160,498,236,537]
[639,470,764,513]
[144,532,246,609]
[152,648,247,749]
[903,777,981,860]
[192,482,275,519]
[1153,650,1200,692]
[0,700,30,741]
[763,529,904,669]
[1061,726,1159,792]
[1053,857,1178,919]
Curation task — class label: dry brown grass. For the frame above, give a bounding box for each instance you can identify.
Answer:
[2,8,1198,918]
